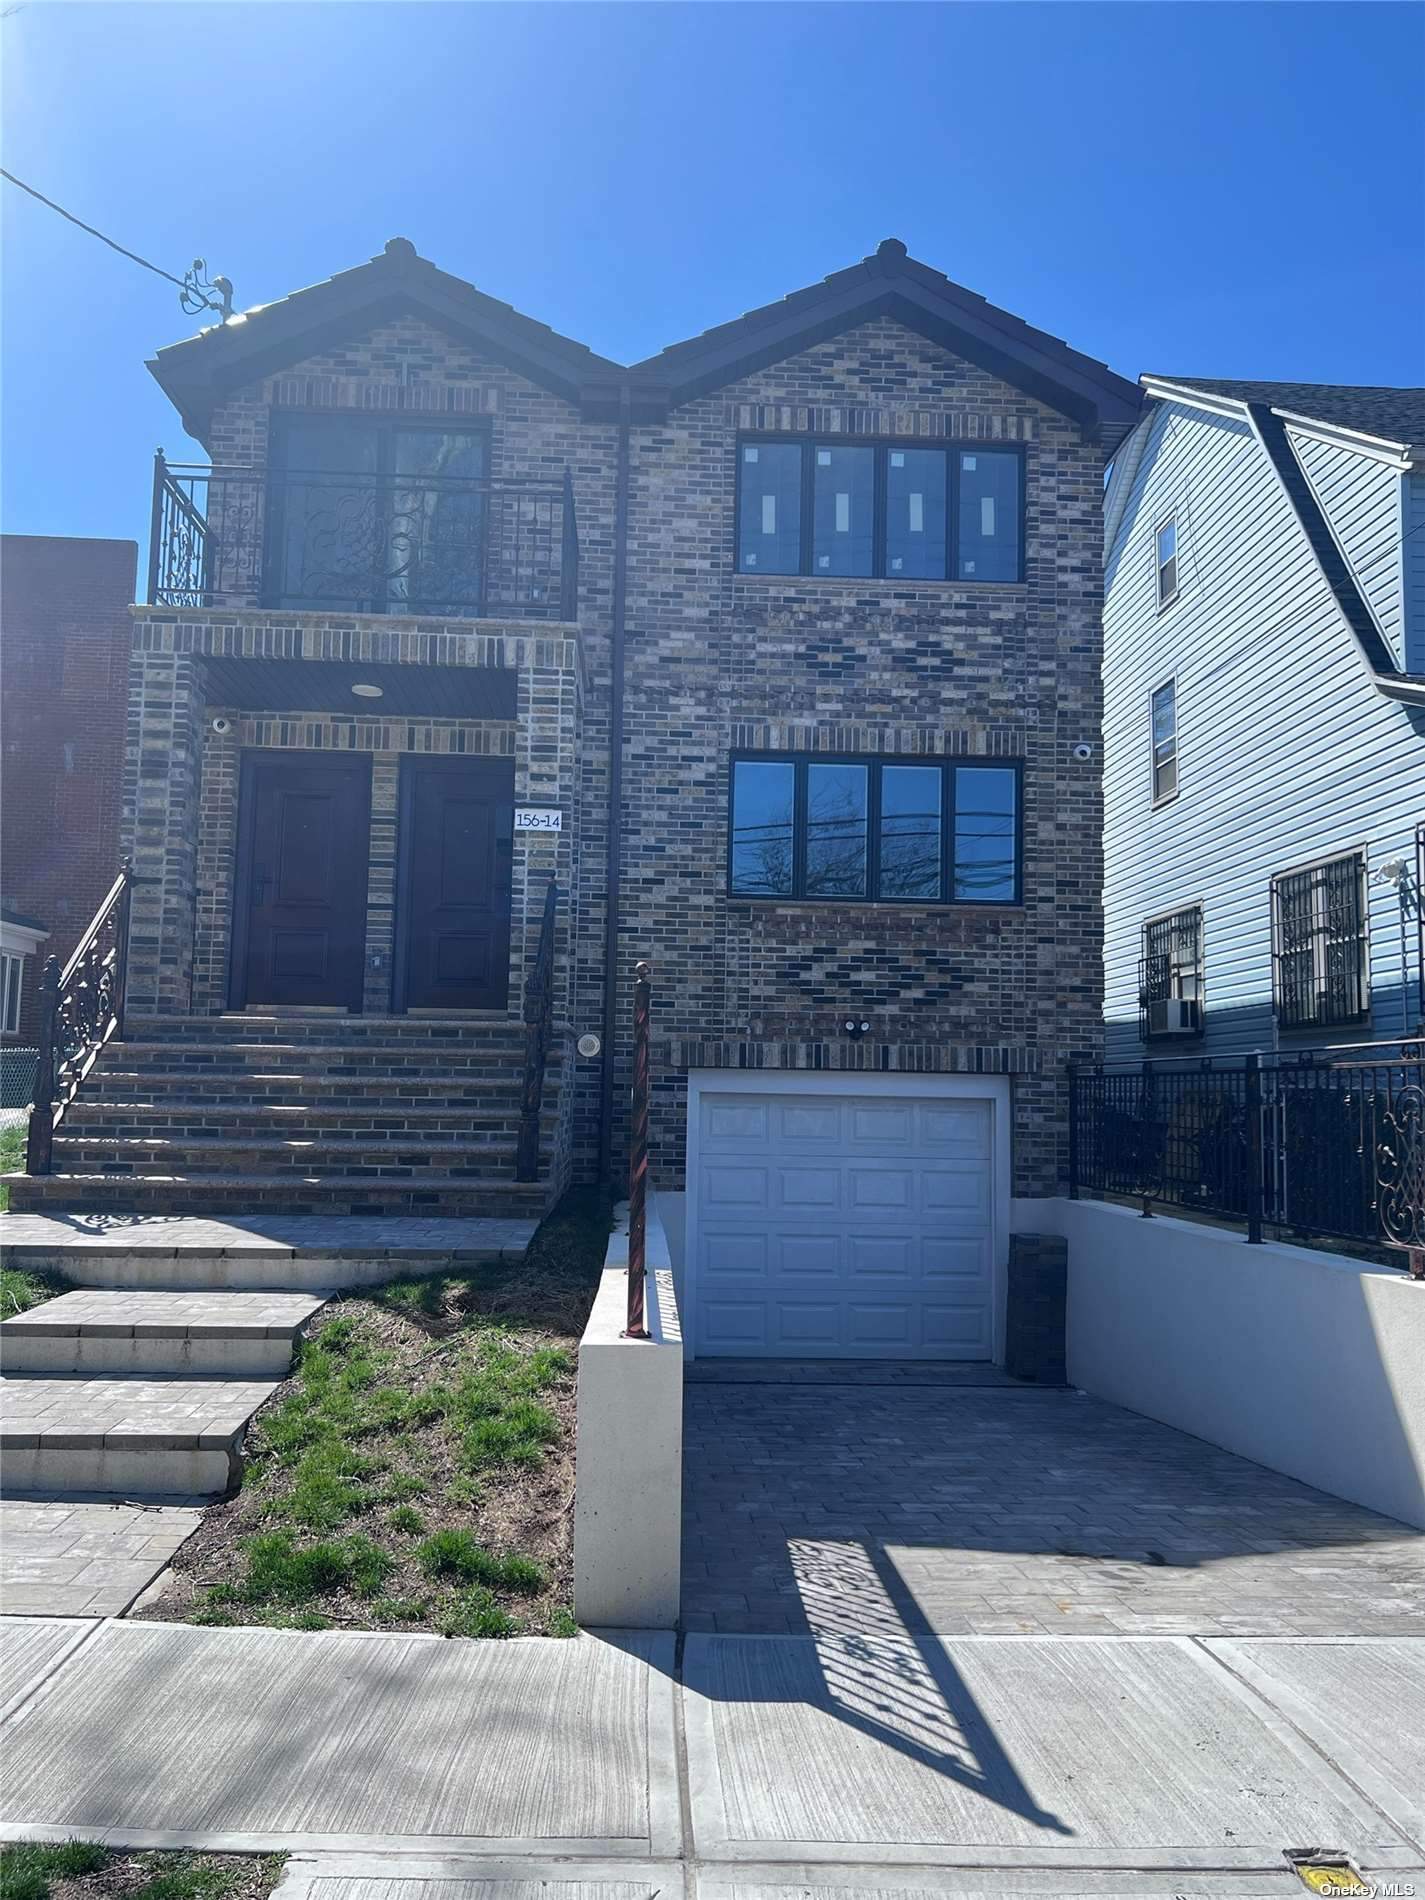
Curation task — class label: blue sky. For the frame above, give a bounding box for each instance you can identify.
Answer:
[3,1,1422,563]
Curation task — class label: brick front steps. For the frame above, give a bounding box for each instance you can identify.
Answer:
[3,1013,564,1221]
[7,1171,551,1219]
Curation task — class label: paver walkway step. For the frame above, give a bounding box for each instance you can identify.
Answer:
[0,1374,280,1499]
[0,1289,326,1377]
[0,1500,203,1617]
[0,1211,537,1288]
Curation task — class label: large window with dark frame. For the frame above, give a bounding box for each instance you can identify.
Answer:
[736,439,1023,583]
[1138,907,1204,1040]
[729,755,1020,905]
[268,415,492,616]
[1270,852,1370,1032]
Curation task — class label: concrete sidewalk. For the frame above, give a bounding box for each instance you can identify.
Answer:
[2,1615,1421,1892]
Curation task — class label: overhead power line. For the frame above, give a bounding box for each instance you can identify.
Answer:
[1,167,232,317]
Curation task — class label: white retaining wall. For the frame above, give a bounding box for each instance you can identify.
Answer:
[573,1192,683,1629]
[1016,1196,1425,1530]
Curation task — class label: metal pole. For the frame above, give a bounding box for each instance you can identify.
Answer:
[147,451,165,603]
[625,959,651,1340]
[114,860,132,1042]
[25,956,59,1176]
[1067,1059,1080,1201]
[1244,1050,1264,1244]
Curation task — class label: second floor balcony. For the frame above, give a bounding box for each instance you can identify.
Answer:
[148,449,579,623]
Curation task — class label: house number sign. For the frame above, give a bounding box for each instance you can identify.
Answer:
[515,808,563,833]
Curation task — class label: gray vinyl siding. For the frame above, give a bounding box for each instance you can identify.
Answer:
[1288,427,1406,667]
[1406,469,1425,672]
[1103,399,1425,1060]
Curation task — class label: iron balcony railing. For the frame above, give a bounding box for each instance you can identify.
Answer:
[1068,1039,1424,1271]
[149,452,579,622]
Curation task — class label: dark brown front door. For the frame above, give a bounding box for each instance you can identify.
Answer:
[396,756,513,1011]
[231,752,371,1010]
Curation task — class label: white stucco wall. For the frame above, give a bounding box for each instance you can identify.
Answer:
[1015,1196,1425,1530]
[573,1193,683,1628]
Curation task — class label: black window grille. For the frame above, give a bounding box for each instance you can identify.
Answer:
[1271,854,1369,1032]
[1417,822,1425,1023]
[1138,907,1204,1040]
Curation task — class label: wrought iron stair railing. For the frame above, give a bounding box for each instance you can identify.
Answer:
[26,861,132,1175]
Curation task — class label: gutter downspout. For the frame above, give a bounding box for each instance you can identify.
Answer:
[597,384,632,1185]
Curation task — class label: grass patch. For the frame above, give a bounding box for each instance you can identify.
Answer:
[437,1586,518,1639]
[0,1848,283,1900]
[0,1262,69,1316]
[415,1528,546,1593]
[140,1185,613,1637]
[1,1842,109,1900]
[0,1116,26,1213]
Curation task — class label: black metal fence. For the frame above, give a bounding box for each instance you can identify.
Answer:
[1069,1040,1424,1268]
[149,452,579,622]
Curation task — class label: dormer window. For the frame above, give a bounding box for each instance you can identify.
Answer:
[736,438,1023,583]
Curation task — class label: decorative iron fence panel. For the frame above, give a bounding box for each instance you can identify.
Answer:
[1070,1041,1423,1268]
[150,455,578,622]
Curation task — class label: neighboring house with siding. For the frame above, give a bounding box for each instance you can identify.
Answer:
[1102,378,1425,1060]
[5,235,1144,1365]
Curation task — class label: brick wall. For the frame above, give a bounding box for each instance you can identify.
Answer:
[611,320,1107,1196]
[138,307,1108,1198]
[0,535,138,1041]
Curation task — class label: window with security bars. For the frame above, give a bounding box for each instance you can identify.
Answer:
[1138,907,1203,1039]
[1271,854,1369,1032]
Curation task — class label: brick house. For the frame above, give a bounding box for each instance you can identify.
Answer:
[0,534,137,1045]
[8,238,1140,1361]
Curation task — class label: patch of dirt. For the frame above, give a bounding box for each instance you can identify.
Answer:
[134,1192,610,1638]
[51,1853,284,1900]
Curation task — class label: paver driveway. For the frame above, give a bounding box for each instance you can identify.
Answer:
[680,1366,1425,1637]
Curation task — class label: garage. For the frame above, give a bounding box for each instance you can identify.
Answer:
[685,1073,1006,1359]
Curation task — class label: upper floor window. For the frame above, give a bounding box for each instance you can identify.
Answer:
[1138,906,1203,1040]
[729,754,1020,905]
[736,439,1023,583]
[269,416,491,616]
[1150,678,1178,804]
[1271,852,1369,1032]
[1156,514,1179,607]
[0,953,25,1035]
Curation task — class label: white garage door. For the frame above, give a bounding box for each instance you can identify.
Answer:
[690,1088,995,1358]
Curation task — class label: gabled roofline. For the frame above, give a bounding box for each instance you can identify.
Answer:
[1271,409,1417,470]
[1135,374,1405,684]
[148,238,623,442]
[1141,376,1419,465]
[1139,375,1251,421]
[631,239,1143,448]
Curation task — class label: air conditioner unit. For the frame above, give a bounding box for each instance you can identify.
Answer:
[1148,997,1200,1036]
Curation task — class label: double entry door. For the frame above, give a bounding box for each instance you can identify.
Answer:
[231,751,513,1013]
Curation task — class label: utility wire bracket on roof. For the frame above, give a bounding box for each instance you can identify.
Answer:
[180,259,233,324]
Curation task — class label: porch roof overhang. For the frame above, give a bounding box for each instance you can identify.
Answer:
[201,656,518,720]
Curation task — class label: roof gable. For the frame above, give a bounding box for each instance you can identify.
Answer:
[149,239,621,440]
[631,239,1143,447]
[1144,376,1425,455]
